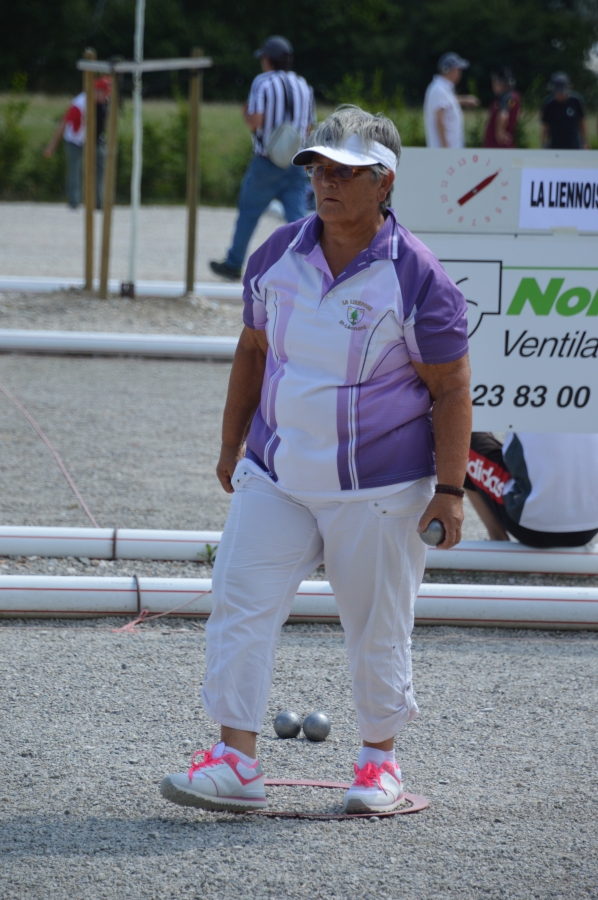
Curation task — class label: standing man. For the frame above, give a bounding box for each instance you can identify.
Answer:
[541,72,588,150]
[161,106,471,815]
[424,52,479,149]
[210,35,315,281]
[43,78,111,209]
[483,66,520,148]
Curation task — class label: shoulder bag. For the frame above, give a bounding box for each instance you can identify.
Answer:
[265,73,302,169]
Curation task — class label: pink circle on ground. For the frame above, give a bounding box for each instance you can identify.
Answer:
[246,779,430,819]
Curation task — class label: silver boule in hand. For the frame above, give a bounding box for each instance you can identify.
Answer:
[420,519,446,546]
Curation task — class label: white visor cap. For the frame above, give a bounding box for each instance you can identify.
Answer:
[293,133,397,173]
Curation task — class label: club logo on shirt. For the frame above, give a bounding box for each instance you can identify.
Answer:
[339,299,371,331]
[347,305,365,325]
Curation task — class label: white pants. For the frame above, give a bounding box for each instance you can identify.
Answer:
[201,466,434,743]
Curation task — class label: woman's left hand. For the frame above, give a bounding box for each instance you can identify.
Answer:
[417,494,464,550]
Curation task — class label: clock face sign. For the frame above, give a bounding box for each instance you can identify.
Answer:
[439,153,512,227]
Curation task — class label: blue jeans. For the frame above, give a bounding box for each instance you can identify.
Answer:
[65,141,83,208]
[64,140,106,209]
[226,155,307,269]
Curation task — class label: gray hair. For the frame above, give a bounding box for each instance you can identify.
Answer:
[308,105,401,210]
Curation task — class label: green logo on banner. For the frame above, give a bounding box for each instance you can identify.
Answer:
[507,278,598,316]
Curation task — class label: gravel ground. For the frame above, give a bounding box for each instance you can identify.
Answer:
[0,203,279,284]
[0,354,232,531]
[0,347,490,541]
[1,342,596,578]
[1,618,597,900]
[0,291,243,336]
[1,260,597,898]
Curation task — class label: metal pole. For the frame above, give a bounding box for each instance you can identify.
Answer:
[83,48,97,291]
[124,0,146,298]
[99,71,120,300]
[185,47,203,295]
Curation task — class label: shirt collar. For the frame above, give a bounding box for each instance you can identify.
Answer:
[436,74,455,92]
[289,208,400,262]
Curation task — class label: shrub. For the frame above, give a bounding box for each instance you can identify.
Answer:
[116,99,252,206]
[0,73,29,196]
[330,71,426,147]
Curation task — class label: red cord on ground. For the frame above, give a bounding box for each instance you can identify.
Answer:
[0,382,99,528]
[112,590,211,633]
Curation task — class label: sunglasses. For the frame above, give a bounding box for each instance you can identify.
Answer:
[305,163,371,181]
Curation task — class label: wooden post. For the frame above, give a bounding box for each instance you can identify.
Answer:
[83,48,97,291]
[185,48,203,295]
[99,70,120,300]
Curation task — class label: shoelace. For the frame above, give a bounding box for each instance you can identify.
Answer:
[352,761,385,788]
[188,747,225,779]
[352,760,396,788]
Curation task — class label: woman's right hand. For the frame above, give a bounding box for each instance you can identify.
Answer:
[216,443,245,494]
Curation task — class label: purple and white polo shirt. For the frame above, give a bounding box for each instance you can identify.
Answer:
[243,208,468,494]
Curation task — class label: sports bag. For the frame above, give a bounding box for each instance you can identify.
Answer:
[265,73,302,169]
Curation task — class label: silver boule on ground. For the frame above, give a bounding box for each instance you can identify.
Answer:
[274,709,302,739]
[302,711,331,742]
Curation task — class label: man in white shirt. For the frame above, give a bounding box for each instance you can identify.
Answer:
[424,52,479,148]
[43,79,111,209]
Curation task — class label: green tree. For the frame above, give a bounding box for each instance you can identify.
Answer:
[1,0,596,105]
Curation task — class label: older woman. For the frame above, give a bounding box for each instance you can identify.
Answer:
[161,106,471,814]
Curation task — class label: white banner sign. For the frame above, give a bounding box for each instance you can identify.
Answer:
[395,148,598,235]
[417,233,598,432]
[519,168,598,232]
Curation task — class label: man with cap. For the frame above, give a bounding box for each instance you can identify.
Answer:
[43,78,111,209]
[541,73,588,150]
[424,52,479,149]
[161,105,471,815]
[210,36,315,281]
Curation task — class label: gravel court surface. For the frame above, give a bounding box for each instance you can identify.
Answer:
[0,354,232,531]
[0,203,279,283]
[1,618,597,900]
[0,278,596,897]
[0,347,489,540]
[0,291,244,336]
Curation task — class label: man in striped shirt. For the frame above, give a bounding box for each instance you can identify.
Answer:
[210,35,315,281]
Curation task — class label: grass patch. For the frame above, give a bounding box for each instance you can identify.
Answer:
[0,93,255,205]
[1,93,596,206]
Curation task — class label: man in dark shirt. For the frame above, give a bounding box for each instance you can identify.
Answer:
[541,72,588,150]
[483,66,520,148]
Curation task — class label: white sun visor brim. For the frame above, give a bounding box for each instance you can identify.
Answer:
[293,134,397,173]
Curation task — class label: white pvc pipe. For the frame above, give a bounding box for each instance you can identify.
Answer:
[116,528,221,561]
[0,526,221,561]
[128,0,146,288]
[0,277,243,301]
[2,527,597,574]
[0,330,237,359]
[1,576,597,628]
[426,539,598,574]
[0,576,139,615]
[0,527,115,559]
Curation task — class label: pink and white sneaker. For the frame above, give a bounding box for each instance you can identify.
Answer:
[342,759,406,814]
[160,742,268,812]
